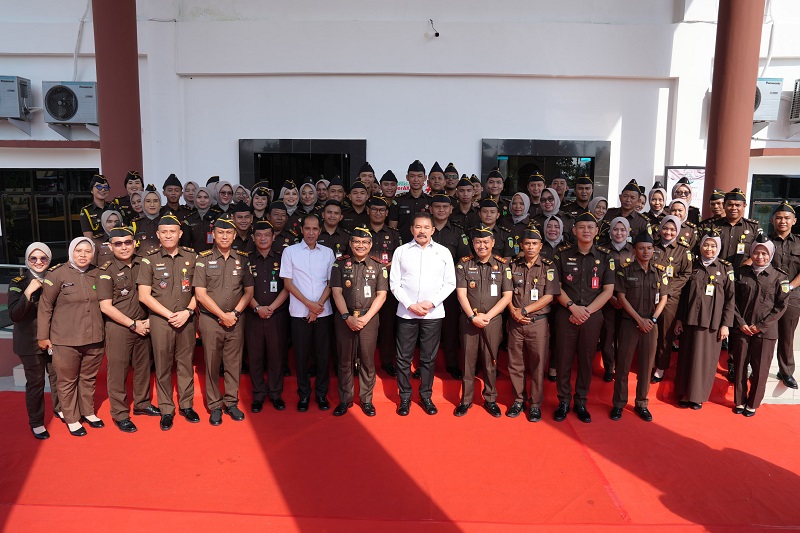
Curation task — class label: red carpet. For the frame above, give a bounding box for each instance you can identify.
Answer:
[2,349,800,532]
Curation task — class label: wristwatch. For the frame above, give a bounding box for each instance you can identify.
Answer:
[469,314,477,322]
[520,307,528,317]
[341,312,350,320]
[650,316,658,324]
[233,309,241,319]
[129,320,137,332]
[566,301,574,308]
[254,305,260,314]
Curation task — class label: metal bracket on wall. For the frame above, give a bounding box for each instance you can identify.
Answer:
[3,118,31,135]
[47,123,99,140]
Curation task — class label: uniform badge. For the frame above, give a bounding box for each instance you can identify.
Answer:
[159,280,168,289]
[345,280,352,288]
[609,259,615,271]
[566,274,573,282]
[546,269,554,281]
[782,280,791,293]
[469,281,476,289]
[728,270,734,281]
[120,288,129,296]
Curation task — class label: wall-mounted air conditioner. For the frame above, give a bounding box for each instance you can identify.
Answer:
[42,81,98,125]
[0,76,31,120]
[754,77,782,122]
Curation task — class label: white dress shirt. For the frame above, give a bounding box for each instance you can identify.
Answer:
[390,239,456,319]
[280,240,335,318]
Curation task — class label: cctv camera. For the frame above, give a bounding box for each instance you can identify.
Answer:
[434,32,440,37]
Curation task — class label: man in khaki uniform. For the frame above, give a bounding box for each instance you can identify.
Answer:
[194,215,254,425]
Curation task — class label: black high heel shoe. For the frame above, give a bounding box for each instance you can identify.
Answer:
[31,428,50,440]
[80,416,105,429]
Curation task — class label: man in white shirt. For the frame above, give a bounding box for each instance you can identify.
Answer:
[390,212,456,416]
[280,214,336,412]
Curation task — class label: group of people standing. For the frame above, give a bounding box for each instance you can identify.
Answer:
[10,160,798,439]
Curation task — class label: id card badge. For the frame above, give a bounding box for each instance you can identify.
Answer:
[270,281,278,293]
[705,284,715,296]
[736,243,745,254]
[531,288,539,301]
[364,284,372,298]
[490,284,498,297]
[181,278,191,293]
[381,252,389,264]
[591,276,600,289]
[666,266,674,278]
[206,232,214,244]
[655,292,660,305]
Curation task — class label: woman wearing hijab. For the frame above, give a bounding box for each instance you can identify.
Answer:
[279,180,300,218]
[93,209,123,265]
[729,234,790,416]
[651,215,693,383]
[9,243,62,439]
[181,185,222,252]
[37,237,105,437]
[233,184,251,206]
[316,179,330,205]
[668,199,698,250]
[183,180,199,210]
[288,182,318,230]
[505,192,531,255]
[125,190,144,225]
[540,215,563,262]
[588,196,608,221]
[533,188,574,243]
[673,230,734,409]
[133,186,163,255]
[671,178,701,225]
[215,181,235,212]
[646,182,668,225]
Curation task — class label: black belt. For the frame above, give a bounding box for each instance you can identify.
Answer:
[348,308,371,315]
[528,313,549,322]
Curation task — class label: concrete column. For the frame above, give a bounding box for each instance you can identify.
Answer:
[91,0,143,195]
[702,0,765,217]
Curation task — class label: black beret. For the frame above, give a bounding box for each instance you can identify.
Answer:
[430,193,452,204]
[268,201,288,213]
[479,198,499,210]
[487,168,504,180]
[703,228,721,238]
[380,170,397,183]
[351,226,373,239]
[445,163,458,175]
[408,160,426,174]
[528,173,545,184]
[230,201,252,214]
[430,161,444,175]
[576,175,593,186]
[253,220,274,232]
[522,228,543,241]
[206,176,220,185]
[90,174,109,188]
[471,224,494,239]
[710,188,725,201]
[574,211,598,224]
[773,201,796,215]
[622,179,640,193]
[632,231,654,245]
[163,173,182,189]
[124,171,142,186]
[358,162,375,175]
[367,196,389,208]
[724,188,746,202]
[108,226,134,239]
[457,176,473,188]
[252,184,271,198]
[213,215,237,229]
[158,214,182,227]
[350,181,368,192]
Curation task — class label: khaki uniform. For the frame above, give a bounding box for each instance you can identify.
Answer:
[598,242,635,374]
[614,261,667,408]
[601,208,650,241]
[330,255,388,404]
[554,243,615,406]
[38,263,105,424]
[507,255,559,407]
[137,246,197,415]
[433,221,471,370]
[713,217,760,269]
[79,201,112,238]
[133,215,161,255]
[674,258,735,403]
[92,235,115,266]
[96,256,153,421]
[194,247,254,411]
[456,255,513,404]
[246,248,289,403]
[652,242,693,372]
[770,232,800,378]
[180,206,222,253]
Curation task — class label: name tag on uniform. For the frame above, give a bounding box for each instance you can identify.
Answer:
[591,276,599,289]
[206,232,213,244]
[364,285,372,298]
[666,266,674,278]
[182,278,191,293]
[655,292,660,305]
[531,288,539,301]
[270,281,278,293]
[705,284,715,296]
[490,284,498,297]
[736,243,745,254]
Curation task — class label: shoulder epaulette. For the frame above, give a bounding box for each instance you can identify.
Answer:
[497,225,511,233]
[776,266,789,276]
[235,250,249,257]
[341,227,351,234]
[655,263,666,271]
[340,254,352,260]
[684,221,697,228]
[745,218,760,225]
[48,263,63,272]
[719,259,732,266]
[557,243,572,252]
[386,225,398,231]
[99,261,112,271]
[146,248,160,256]
[596,246,611,254]
[540,257,553,265]
[180,246,195,253]
[450,220,463,229]
[288,230,298,237]
[494,255,508,264]
[460,255,473,262]
[199,250,213,257]
[11,275,24,283]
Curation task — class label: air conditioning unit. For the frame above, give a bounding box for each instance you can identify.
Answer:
[42,81,98,124]
[790,79,800,124]
[0,76,32,120]
[754,77,782,122]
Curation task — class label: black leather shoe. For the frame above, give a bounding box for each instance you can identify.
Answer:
[506,401,524,418]
[80,416,105,429]
[732,406,745,415]
[381,363,397,377]
[689,402,702,410]
[412,368,421,379]
[333,402,352,416]
[742,408,756,417]
[361,403,376,417]
[553,402,570,422]
[547,372,557,382]
[179,408,201,423]
[160,414,174,431]
[447,366,463,380]
[778,372,799,389]
[251,401,263,413]
[209,409,223,426]
[31,428,50,440]
[603,370,614,382]
[114,418,138,433]
[224,405,245,421]
[53,411,66,424]
[526,406,541,422]
[316,396,330,411]
[609,407,623,421]
[133,404,161,417]
[271,398,286,411]
[297,397,310,412]
[573,404,592,423]
[453,403,471,417]
[650,370,663,384]
[420,398,438,415]
[397,399,411,416]
[634,406,653,422]
[678,400,692,409]
[69,425,87,437]
[483,401,502,418]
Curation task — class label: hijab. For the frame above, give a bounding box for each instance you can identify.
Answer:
[129,191,143,213]
[68,237,95,273]
[544,215,564,248]
[699,234,721,267]
[233,184,250,204]
[609,216,630,251]
[25,242,52,281]
[184,180,199,209]
[649,186,667,216]
[541,187,561,217]
[511,192,531,225]
[299,182,318,213]
[143,190,162,220]
[669,199,690,223]
[280,182,300,216]
[216,181,233,211]
[659,215,682,247]
[194,186,213,218]
[588,196,607,218]
[100,209,123,237]
[751,240,775,274]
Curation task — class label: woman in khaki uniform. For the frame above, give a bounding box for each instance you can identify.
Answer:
[93,209,122,266]
[38,237,105,437]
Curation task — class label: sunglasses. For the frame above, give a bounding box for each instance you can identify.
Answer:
[674,190,690,197]
[111,239,135,248]
[29,256,50,263]
[541,197,555,203]
[218,190,233,196]
[94,184,111,191]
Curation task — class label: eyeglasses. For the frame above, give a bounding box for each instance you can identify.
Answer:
[541,197,555,203]
[111,239,135,248]
[674,190,690,198]
[29,256,49,264]
[218,190,233,196]
[94,184,111,191]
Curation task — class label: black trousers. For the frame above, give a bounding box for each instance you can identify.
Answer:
[377,293,398,366]
[440,293,461,370]
[246,310,289,402]
[396,317,442,401]
[18,351,60,428]
[777,304,800,377]
[291,315,332,399]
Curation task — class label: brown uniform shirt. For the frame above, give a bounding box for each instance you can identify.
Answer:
[274,228,299,251]
[555,243,616,306]
[509,255,560,317]
[133,215,161,255]
[456,255,513,315]
[602,241,635,271]
[194,247,255,314]
[249,248,289,312]
[92,235,115,266]
[329,255,389,312]
[678,258,735,331]
[96,256,148,321]
[602,208,650,240]
[733,264,790,339]
[653,241,693,298]
[180,207,222,252]
[137,246,197,312]
[713,217,760,269]
[770,232,800,307]
[38,263,103,345]
[615,261,668,319]
[317,226,351,259]
[232,231,256,254]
